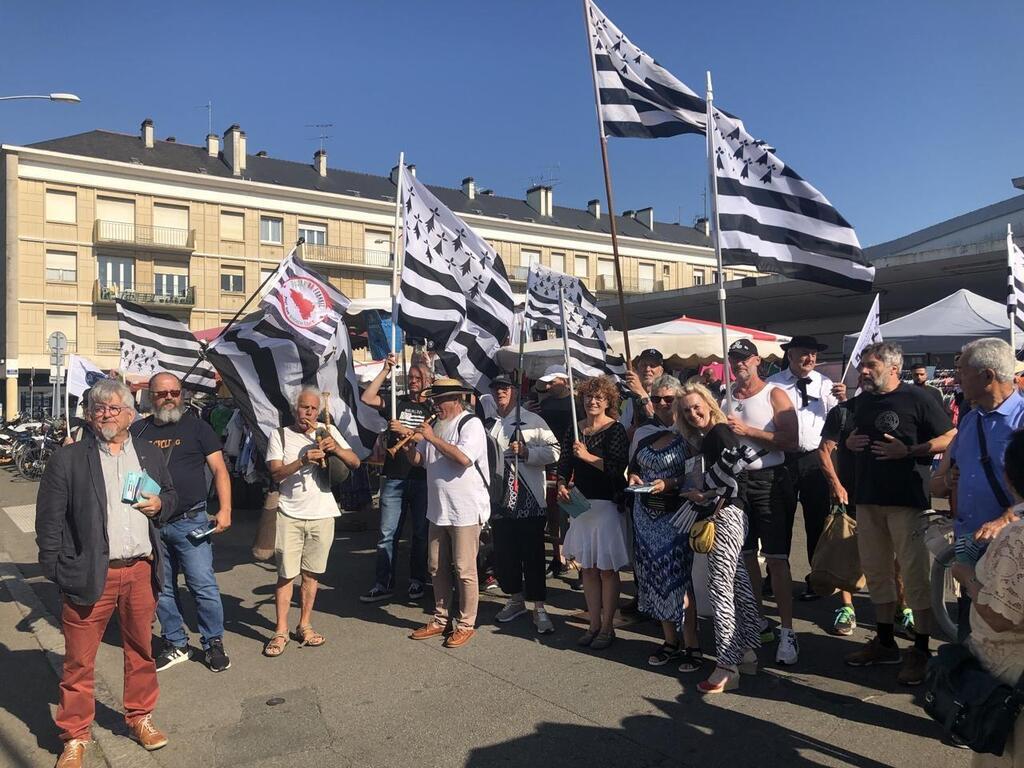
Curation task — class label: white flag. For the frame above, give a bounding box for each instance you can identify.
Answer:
[65,355,108,400]
[845,294,882,384]
[1007,226,1024,354]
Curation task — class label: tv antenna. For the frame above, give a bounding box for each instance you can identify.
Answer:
[527,162,562,188]
[195,100,214,136]
[306,123,334,153]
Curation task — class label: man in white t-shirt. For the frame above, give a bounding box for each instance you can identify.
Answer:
[404,378,489,649]
[263,387,360,657]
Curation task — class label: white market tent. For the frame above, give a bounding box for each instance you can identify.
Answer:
[843,289,1010,357]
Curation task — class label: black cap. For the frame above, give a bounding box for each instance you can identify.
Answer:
[489,374,514,388]
[728,339,759,359]
[637,348,664,364]
[781,335,828,352]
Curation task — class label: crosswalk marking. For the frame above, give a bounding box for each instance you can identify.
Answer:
[3,504,36,534]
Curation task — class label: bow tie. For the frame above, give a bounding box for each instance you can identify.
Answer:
[795,377,815,408]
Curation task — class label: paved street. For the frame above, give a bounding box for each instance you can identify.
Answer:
[0,468,968,768]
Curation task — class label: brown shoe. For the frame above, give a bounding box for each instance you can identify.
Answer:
[55,739,91,768]
[444,627,476,648]
[897,647,929,686]
[844,636,901,667]
[409,622,447,641]
[129,715,168,751]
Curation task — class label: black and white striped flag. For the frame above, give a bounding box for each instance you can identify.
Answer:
[259,248,347,358]
[397,171,515,394]
[205,312,386,458]
[116,299,218,393]
[525,264,626,380]
[1006,227,1024,355]
[711,109,875,292]
[586,0,706,139]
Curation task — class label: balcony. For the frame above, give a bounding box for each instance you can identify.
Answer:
[299,242,392,270]
[96,341,121,355]
[508,265,531,283]
[93,280,196,308]
[595,274,665,294]
[94,220,196,252]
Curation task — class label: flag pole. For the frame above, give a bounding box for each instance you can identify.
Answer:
[390,152,406,417]
[1009,223,1016,354]
[705,70,733,412]
[582,0,632,367]
[513,311,527,488]
[558,286,580,442]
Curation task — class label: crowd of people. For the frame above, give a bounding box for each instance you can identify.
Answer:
[34,335,1024,767]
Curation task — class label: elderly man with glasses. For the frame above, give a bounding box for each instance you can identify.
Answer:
[37,379,178,767]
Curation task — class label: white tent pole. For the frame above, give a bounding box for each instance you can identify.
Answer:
[389,151,405,417]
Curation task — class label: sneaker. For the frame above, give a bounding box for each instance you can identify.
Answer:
[495,598,528,623]
[897,647,929,686]
[154,645,191,672]
[359,584,393,603]
[55,738,92,768]
[844,636,901,666]
[775,628,799,666]
[758,619,776,644]
[831,606,857,637]
[895,608,916,639]
[482,575,500,593]
[204,639,231,672]
[407,580,425,600]
[534,607,555,634]
[129,715,168,751]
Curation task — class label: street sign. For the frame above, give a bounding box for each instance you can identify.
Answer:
[47,331,68,354]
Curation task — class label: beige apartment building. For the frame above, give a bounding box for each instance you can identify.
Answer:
[1,118,749,418]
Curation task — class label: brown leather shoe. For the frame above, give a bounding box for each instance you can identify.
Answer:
[129,715,168,751]
[409,622,447,641]
[897,647,929,686]
[444,627,475,648]
[55,739,91,768]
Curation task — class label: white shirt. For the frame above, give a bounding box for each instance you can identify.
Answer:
[417,412,490,527]
[266,424,349,520]
[767,368,838,453]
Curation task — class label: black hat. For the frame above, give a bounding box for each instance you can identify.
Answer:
[781,335,828,352]
[728,339,759,359]
[489,374,514,388]
[637,348,664,364]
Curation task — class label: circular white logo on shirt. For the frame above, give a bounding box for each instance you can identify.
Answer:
[874,410,900,433]
[277,277,330,329]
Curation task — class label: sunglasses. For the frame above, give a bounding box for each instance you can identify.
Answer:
[151,389,181,399]
[650,395,676,405]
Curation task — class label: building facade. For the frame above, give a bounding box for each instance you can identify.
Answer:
[1,118,754,418]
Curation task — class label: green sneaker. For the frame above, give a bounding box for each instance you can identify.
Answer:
[831,605,857,636]
[895,608,916,640]
[758,619,776,644]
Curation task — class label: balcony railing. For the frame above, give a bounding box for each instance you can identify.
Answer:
[508,265,531,283]
[94,220,196,252]
[93,280,196,307]
[96,341,121,355]
[299,242,392,269]
[595,274,665,294]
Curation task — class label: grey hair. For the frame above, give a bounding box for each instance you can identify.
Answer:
[294,386,323,411]
[960,338,1015,383]
[650,374,683,394]
[89,379,135,412]
[861,341,903,371]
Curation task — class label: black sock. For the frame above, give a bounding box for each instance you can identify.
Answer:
[914,633,930,653]
[877,622,896,647]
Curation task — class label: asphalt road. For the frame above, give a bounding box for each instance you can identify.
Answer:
[0,467,969,768]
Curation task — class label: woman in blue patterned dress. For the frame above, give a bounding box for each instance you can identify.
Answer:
[627,375,701,671]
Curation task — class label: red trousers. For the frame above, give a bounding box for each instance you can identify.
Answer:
[56,560,159,741]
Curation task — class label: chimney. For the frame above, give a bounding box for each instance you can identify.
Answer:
[223,124,244,176]
[694,216,709,237]
[390,164,416,185]
[314,149,327,177]
[622,209,635,219]
[480,188,494,196]
[206,133,219,157]
[141,118,154,149]
[526,185,553,217]
[462,177,476,200]
[587,199,601,219]
[635,206,654,230]
[238,131,247,172]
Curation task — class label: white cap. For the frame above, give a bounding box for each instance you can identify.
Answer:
[538,365,569,382]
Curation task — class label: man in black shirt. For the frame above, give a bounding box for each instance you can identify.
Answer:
[910,364,946,412]
[842,343,955,685]
[131,373,233,673]
[359,354,434,603]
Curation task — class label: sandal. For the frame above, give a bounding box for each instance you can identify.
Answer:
[292,625,326,647]
[677,647,704,673]
[648,642,681,667]
[263,633,289,657]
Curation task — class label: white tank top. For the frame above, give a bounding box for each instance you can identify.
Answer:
[723,383,785,470]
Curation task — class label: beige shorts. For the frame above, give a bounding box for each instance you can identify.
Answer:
[275,513,335,580]
[856,504,931,611]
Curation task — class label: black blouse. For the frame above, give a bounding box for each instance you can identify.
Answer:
[556,421,629,501]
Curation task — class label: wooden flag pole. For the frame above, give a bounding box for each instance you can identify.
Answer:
[389,152,406,417]
[582,0,632,368]
[705,71,733,412]
[559,286,580,443]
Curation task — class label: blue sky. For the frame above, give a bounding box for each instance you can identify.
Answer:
[3,1,1022,246]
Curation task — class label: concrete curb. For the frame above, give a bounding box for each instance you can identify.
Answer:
[0,550,163,768]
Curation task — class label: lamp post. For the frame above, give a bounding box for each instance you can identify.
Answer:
[0,93,81,103]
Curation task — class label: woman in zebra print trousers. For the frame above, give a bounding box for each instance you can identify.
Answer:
[677,383,762,693]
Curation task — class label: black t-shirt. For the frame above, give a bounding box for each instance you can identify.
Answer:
[130,412,222,514]
[556,421,628,501]
[848,383,953,508]
[820,402,855,492]
[915,383,946,413]
[381,395,432,480]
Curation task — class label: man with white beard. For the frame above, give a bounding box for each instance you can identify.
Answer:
[131,372,233,673]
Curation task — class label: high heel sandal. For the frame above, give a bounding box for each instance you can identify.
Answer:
[697,666,739,694]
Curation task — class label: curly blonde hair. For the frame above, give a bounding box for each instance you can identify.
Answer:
[576,375,620,417]
[674,381,727,443]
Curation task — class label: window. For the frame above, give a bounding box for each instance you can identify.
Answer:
[258,267,277,298]
[364,278,391,299]
[221,211,244,241]
[96,196,134,224]
[260,216,283,244]
[221,265,245,293]
[298,221,327,246]
[153,204,190,247]
[638,263,655,289]
[45,251,77,282]
[662,264,671,277]
[550,252,565,273]
[364,230,391,267]
[712,270,720,284]
[46,190,77,223]
[98,255,134,290]
[597,258,614,288]
[574,255,589,279]
[154,263,188,297]
[46,311,77,350]
[693,269,705,286]
[520,248,540,268]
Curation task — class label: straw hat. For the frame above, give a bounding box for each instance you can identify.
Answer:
[422,377,474,399]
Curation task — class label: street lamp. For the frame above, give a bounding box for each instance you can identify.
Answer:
[0,93,81,103]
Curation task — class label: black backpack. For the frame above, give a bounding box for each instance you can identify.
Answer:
[455,413,504,506]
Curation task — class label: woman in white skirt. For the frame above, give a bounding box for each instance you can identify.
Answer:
[556,375,630,650]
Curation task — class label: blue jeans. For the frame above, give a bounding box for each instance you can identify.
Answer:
[374,476,429,589]
[157,511,224,650]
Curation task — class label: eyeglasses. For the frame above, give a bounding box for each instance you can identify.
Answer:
[91,404,129,416]
[151,389,181,399]
[651,395,676,405]
[583,395,606,402]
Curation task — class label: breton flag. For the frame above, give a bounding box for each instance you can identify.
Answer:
[844,293,882,385]
[115,299,218,393]
[525,264,626,380]
[711,108,875,292]
[1006,226,1024,355]
[259,248,347,358]
[205,312,386,458]
[585,0,706,139]
[397,170,515,394]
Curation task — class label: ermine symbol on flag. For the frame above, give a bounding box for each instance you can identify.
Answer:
[277,277,331,330]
